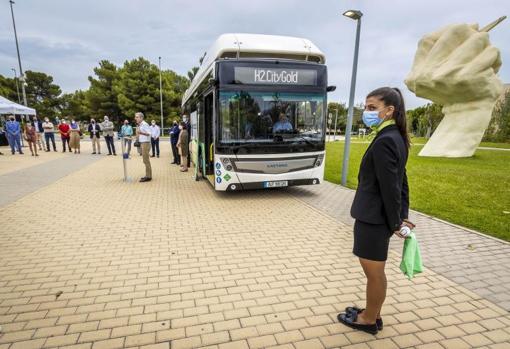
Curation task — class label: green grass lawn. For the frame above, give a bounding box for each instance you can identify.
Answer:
[347,136,510,149]
[409,137,510,149]
[324,142,510,241]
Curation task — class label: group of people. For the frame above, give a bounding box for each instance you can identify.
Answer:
[130,112,189,182]
[3,115,81,156]
[4,115,97,156]
[87,116,117,155]
[169,116,190,172]
[3,112,191,182]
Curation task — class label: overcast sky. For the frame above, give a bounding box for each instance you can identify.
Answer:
[1,0,509,108]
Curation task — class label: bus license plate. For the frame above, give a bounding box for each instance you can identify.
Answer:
[264,180,288,188]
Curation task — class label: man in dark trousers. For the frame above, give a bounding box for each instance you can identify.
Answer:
[169,120,180,164]
[101,115,116,155]
[58,120,71,152]
[42,117,57,152]
[88,119,101,154]
[150,120,160,158]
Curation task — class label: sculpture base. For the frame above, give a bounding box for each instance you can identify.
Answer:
[418,100,497,157]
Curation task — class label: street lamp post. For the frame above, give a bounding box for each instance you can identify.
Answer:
[9,0,28,107]
[11,68,21,104]
[158,56,164,136]
[341,9,363,186]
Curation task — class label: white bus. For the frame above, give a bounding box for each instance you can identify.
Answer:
[182,33,335,191]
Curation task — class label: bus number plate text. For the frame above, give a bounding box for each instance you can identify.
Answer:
[264,180,288,188]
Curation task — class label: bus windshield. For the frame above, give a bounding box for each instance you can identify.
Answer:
[219,91,325,145]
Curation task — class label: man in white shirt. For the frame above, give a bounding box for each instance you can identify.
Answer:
[42,117,57,152]
[135,112,152,182]
[150,120,161,158]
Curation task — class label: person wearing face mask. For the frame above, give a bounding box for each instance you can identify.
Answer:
[69,119,81,154]
[31,116,45,151]
[0,126,4,155]
[177,121,189,172]
[58,119,71,152]
[23,123,38,156]
[42,117,57,152]
[169,120,180,165]
[120,119,133,156]
[337,87,415,335]
[101,115,116,156]
[134,112,152,182]
[88,118,101,154]
[5,115,23,155]
[150,120,160,158]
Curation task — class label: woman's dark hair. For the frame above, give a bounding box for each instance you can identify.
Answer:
[180,121,187,129]
[367,87,410,148]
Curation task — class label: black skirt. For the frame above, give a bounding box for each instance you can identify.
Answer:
[353,219,392,262]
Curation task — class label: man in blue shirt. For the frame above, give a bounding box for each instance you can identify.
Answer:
[120,119,134,156]
[169,120,180,164]
[5,115,23,155]
[273,113,293,133]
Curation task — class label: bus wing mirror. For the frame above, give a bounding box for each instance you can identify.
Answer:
[326,85,336,92]
[209,78,218,87]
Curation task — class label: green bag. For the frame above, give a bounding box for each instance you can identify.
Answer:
[399,231,423,280]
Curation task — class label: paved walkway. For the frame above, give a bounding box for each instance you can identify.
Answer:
[289,184,510,312]
[0,153,100,208]
[0,148,67,176]
[0,143,509,349]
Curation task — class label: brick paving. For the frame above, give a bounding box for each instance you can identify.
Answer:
[289,183,510,312]
[0,150,100,208]
[0,142,509,349]
[0,146,66,176]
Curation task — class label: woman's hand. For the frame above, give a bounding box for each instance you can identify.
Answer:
[402,219,416,229]
[395,220,416,239]
[394,229,406,239]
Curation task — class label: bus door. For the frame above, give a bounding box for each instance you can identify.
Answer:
[200,92,215,183]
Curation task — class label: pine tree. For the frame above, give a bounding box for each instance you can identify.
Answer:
[87,60,121,123]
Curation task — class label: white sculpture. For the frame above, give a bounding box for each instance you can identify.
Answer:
[405,18,505,157]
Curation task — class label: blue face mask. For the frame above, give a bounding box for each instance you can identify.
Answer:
[362,110,384,127]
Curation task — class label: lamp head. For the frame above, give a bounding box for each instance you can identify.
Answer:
[343,10,363,20]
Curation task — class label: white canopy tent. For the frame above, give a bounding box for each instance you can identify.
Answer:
[0,96,36,116]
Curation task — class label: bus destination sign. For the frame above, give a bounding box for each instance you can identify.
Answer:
[234,67,317,86]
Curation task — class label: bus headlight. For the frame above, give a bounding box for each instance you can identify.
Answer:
[315,154,324,167]
[221,157,233,171]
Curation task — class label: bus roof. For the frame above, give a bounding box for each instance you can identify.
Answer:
[182,33,326,107]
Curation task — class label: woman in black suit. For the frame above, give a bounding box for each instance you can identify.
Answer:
[338,87,415,334]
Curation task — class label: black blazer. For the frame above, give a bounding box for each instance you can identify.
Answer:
[31,120,43,133]
[88,123,101,138]
[350,124,409,231]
